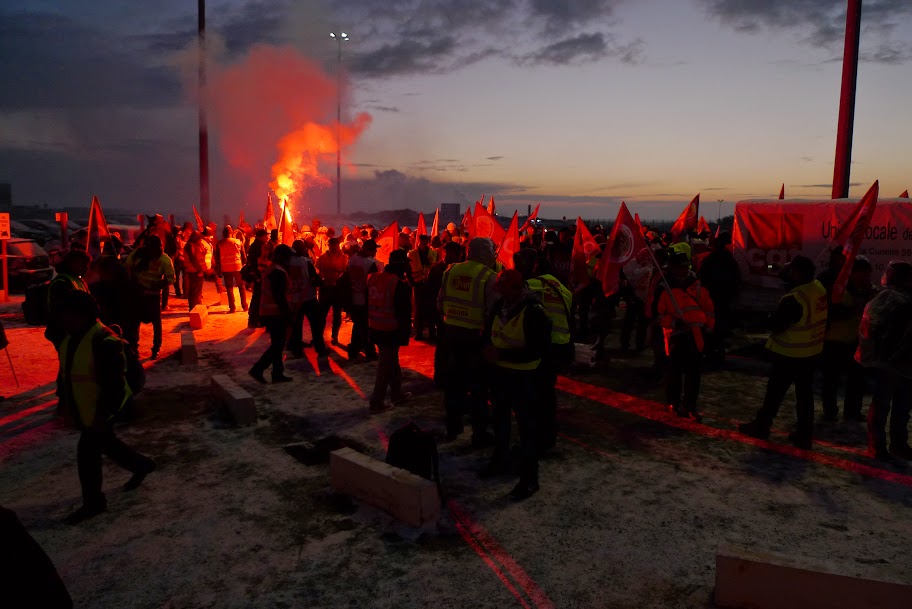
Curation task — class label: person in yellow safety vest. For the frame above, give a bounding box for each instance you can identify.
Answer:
[249,245,295,384]
[46,249,92,347]
[125,235,175,360]
[818,256,875,422]
[367,249,413,414]
[214,225,248,314]
[437,237,499,444]
[740,255,828,449]
[514,247,573,454]
[481,269,552,500]
[408,234,439,341]
[657,252,715,421]
[55,290,155,525]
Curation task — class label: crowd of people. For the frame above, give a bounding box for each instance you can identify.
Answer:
[35,210,912,518]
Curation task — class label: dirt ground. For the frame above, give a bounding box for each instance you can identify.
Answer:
[1,284,911,609]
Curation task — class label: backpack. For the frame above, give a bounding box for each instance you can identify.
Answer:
[385,422,443,503]
[22,281,50,326]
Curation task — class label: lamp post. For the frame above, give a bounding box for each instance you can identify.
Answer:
[330,32,349,216]
[832,0,862,199]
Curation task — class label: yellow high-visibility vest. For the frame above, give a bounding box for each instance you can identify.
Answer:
[408,248,437,283]
[58,322,132,427]
[47,273,89,308]
[825,289,862,344]
[527,274,572,345]
[440,260,494,330]
[491,307,541,371]
[766,280,828,358]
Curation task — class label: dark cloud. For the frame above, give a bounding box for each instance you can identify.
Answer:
[796,182,862,188]
[524,33,609,65]
[367,105,400,113]
[701,0,912,64]
[486,156,504,161]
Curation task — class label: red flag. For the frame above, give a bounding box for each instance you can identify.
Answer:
[462,207,473,237]
[714,224,721,240]
[697,216,711,235]
[832,181,879,302]
[670,194,700,242]
[239,210,246,227]
[595,202,652,298]
[263,193,277,231]
[779,183,785,200]
[375,221,399,264]
[634,212,642,233]
[278,200,294,245]
[571,217,599,287]
[416,212,427,237]
[497,211,520,270]
[431,208,440,238]
[473,202,505,244]
[900,190,909,198]
[518,203,540,234]
[488,196,496,215]
[192,205,204,232]
[85,195,111,256]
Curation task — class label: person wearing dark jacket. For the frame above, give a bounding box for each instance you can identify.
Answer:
[481,269,552,500]
[856,261,912,460]
[249,245,294,383]
[739,256,828,449]
[367,249,412,413]
[698,232,741,362]
[245,228,269,328]
[56,291,155,525]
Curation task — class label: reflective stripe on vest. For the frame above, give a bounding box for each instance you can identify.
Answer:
[59,322,132,427]
[527,275,572,345]
[368,272,400,331]
[259,265,290,317]
[766,280,828,357]
[218,238,244,272]
[47,273,89,307]
[491,308,541,371]
[440,261,494,330]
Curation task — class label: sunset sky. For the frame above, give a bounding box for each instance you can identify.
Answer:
[2,0,911,222]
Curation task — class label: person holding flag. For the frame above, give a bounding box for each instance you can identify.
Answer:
[739,256,827,449]
[657,251,715,421]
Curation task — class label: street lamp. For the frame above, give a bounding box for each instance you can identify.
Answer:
[330,32,349,216]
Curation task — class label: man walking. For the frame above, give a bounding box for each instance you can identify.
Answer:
[316,237,349,345]
[215,225,248,313]
[347,240,380,361]
[409,234,438,340]
[56,291,155,524]
[249,245,294,384]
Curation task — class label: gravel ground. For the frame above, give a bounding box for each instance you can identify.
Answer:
[1,284,911,609]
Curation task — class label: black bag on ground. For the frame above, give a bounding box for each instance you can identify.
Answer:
[22,281,50,326]
[385,422,443,503]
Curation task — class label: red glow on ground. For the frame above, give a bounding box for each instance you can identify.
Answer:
[235,328,266,355]
[0,400,57,428]
[449,500,555,609]
[557,376,912,488]
[556,432,616,460]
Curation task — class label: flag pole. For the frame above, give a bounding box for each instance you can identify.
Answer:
[4,348,19,387]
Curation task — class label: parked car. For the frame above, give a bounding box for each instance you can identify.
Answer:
[5,238,54,288]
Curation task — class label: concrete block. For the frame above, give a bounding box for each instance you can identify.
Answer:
[715,545,912,609]
[330,447,440,527]
[181,331,198,366]
[189,305,208,330]
[211,374,256,426]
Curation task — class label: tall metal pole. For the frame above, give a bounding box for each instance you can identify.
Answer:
[336,37,342,216]
[198,0,211,223]
[832,0,863,199]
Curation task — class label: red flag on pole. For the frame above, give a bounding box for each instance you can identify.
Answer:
[697,216,711,235]
[487,196,496,216]
[634,212,643,233]
[462,207,473,237]
[375,222,399,264]
[263,193,277,231]
[85,195,111,256]
[518,203,540,234]
[670,194,700,242]
[192,205,204,232]
[900,190,909,198]
[431,208,440,238]
[497,211,520,270]
[779,183,785,200]
[831,180,879,302]
[714,224,721,240]
[416,212,427,237]
[595,202,652,298]
[278,200,294,244]
[473,202,505,244]
[571,217,599,288]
